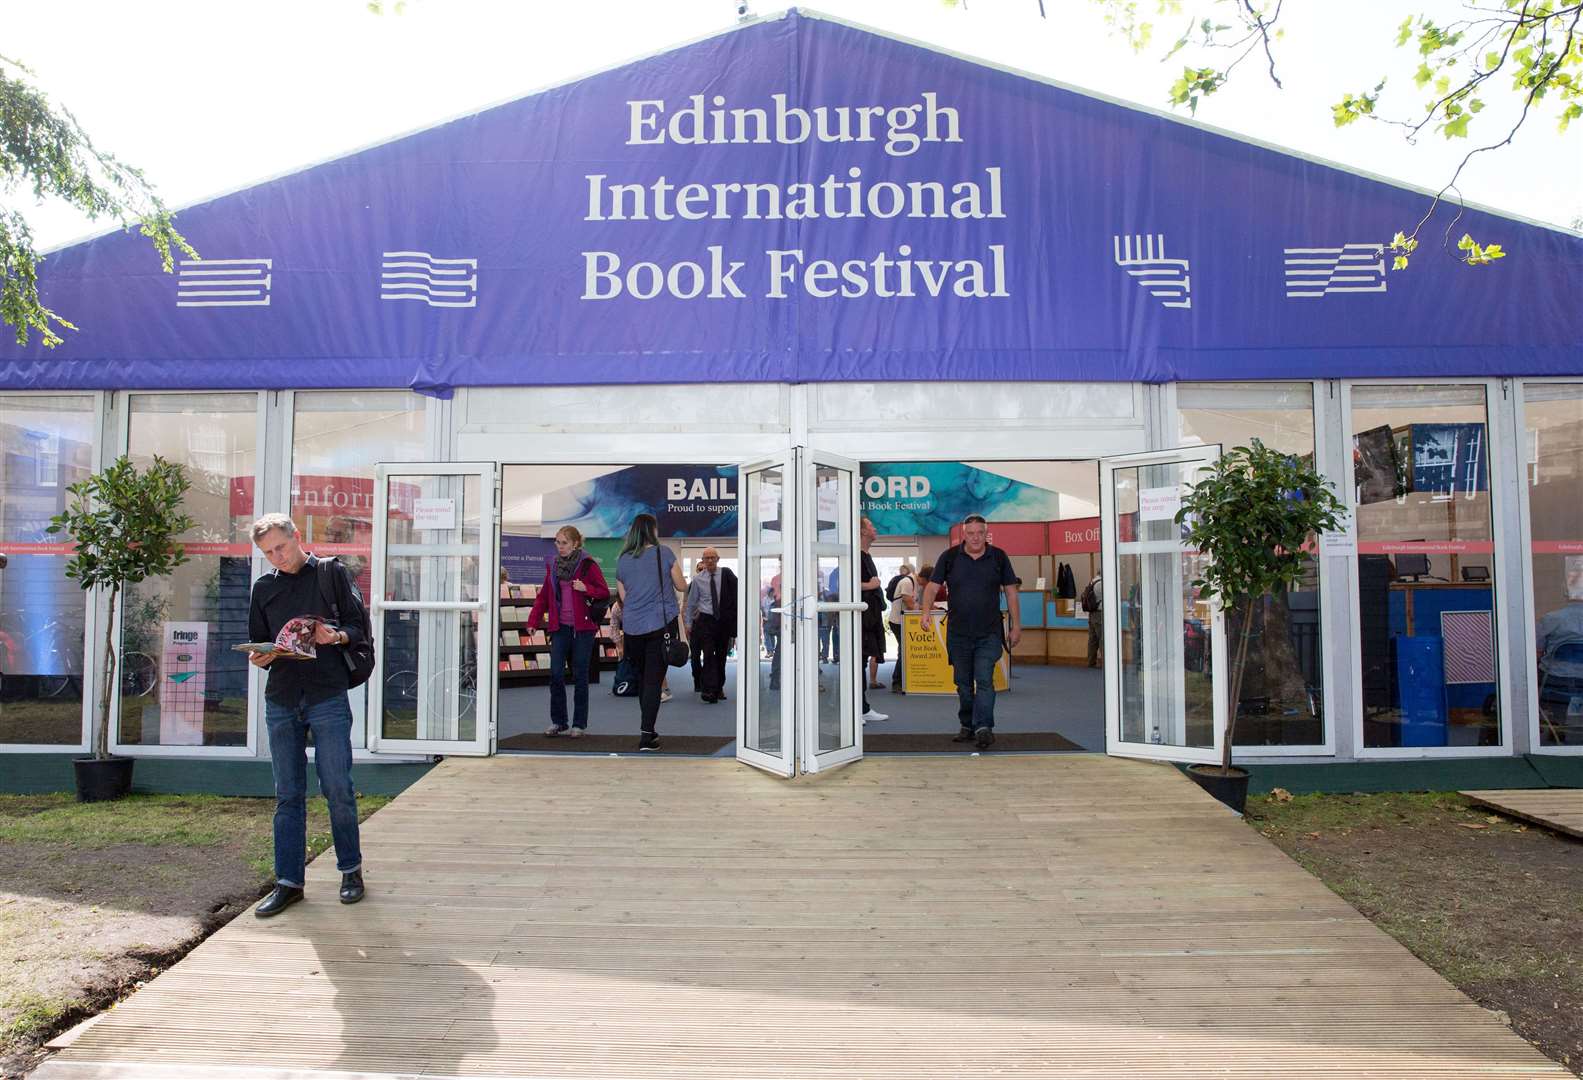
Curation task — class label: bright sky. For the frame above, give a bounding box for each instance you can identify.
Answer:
[10,0,1581,251]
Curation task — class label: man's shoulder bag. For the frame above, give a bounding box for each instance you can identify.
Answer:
[315,557,377,689]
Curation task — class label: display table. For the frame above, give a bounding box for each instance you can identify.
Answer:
[900,609,1010,695]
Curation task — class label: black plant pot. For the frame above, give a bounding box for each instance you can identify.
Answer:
[1186,764,1250,814]
[73,756,134,803]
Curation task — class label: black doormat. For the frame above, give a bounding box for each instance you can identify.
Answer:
[498,733,735,755]
[863,731,1084,753]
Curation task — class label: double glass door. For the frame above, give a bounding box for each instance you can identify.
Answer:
[737,448,865,777]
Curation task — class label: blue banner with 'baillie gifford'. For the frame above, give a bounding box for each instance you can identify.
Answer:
[3,10,1578,392]
[542,465,738,539]
[539,461,1056,539]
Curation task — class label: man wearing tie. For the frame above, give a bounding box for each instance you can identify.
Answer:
[684,548,738,704]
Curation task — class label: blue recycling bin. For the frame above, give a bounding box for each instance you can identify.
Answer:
[1395,635,1448,747]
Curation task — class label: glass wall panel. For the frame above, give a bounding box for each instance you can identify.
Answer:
[0,396,96,745]
[1350,384,1500,749]
[291,392,428,747]
[1523,384,1583,747]
[122,394,258,748]
[1178,383,1324,746]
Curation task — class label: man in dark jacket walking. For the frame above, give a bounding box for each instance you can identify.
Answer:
[247,513,371,917]
[684,547,737,704]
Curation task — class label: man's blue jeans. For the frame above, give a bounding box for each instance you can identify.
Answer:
[948,631,1003,731]
[265,691,361,888]
[549,626,596,729]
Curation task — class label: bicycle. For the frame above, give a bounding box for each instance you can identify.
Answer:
[381,666,478,729]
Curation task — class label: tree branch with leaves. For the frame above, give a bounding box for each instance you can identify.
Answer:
[0,55,196,348]
[1060,1,1582,266]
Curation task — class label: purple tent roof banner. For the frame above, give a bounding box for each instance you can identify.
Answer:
[3,9,1580,393]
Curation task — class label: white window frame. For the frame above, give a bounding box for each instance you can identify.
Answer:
[108,390,265,759]
[1165,380,1338,757]
[0,392,105,754]
[277,389,440,761]
[1340,378,1515,760]
[1515,377,1583,757]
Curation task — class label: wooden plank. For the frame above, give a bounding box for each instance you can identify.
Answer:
[1461,788,1583,839]
[28,757,1568,1080]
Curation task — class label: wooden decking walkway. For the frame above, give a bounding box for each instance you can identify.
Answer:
[37,755,1566,1080]
[1463,787,1583,840]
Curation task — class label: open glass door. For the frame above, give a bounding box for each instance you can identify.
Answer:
[737,455,796,776]
[800,449,863,774]
[368,462,497,756]
[1101,446,1226,765]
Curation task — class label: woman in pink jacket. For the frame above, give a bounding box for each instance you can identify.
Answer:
[525,526,611,737]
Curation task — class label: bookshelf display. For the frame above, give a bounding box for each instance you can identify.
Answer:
[497,581,621,685]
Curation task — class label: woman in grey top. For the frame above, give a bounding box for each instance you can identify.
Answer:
[614,513,687,751]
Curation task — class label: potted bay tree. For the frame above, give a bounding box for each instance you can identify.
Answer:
[49,455,194,801]
[1174,440,1344,812]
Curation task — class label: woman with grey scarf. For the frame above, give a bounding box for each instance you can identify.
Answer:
[525,526,611,736]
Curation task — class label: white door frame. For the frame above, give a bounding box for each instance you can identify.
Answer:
[1100,445,1226,766]
[736,453,797,776]
[368,461,497,757]
[799,447,864,775]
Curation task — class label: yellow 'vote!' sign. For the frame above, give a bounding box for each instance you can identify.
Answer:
[901,611,1009,695]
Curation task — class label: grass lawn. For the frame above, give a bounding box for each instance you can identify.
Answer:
[1247,790,1583,1077]
[0,791,389,1078]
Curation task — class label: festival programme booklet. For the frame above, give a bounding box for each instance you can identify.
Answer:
[232,615,321,660]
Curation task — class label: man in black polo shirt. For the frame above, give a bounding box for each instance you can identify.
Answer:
[918,514,1021,749]
[247,513,369,917]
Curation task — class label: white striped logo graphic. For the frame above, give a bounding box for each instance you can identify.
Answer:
[1283,243,1387,298]
[381,251,478,308]
[176,259,271,307]
[1112,234,1192,309]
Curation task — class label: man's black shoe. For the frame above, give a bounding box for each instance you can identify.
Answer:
[702,694,717,704]
[339,870,365,905]
[638,733,661,752]
[951,727,975,743]
[255,884,304,918]
[975,727,995,750]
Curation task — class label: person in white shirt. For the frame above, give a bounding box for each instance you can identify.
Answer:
[887,563,916,693]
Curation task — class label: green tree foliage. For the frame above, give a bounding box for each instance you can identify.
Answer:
[47,457,195,760]
[0,56,196,348]
[1077,3,1581,267]
[1174,441,1345,774]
